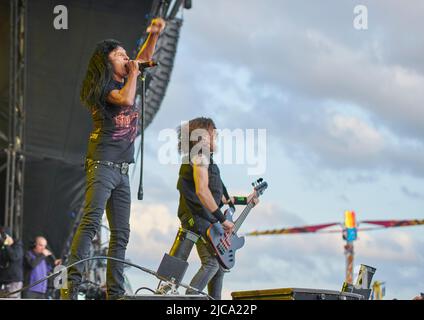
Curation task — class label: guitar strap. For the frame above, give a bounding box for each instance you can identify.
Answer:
[221,181,236,211]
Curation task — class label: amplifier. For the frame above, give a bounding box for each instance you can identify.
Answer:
[231,288,364,300]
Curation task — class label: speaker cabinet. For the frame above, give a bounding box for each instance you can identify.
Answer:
[232,288,364,300]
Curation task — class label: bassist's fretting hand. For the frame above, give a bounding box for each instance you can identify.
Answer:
[224,190,260,207]
[247,191,260,206]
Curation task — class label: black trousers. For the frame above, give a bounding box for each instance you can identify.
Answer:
[180,220,225,300]
[67,161,131,299]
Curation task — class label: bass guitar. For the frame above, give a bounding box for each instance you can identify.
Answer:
[206,178,268,269]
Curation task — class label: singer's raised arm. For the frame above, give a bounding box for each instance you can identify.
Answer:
[136,17,166,63]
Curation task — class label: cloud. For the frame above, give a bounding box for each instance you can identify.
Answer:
[239,201,307,232]
[127,202,179,262]
[355,230,422,262]
[328,114,385,155]
[401,186,424,200]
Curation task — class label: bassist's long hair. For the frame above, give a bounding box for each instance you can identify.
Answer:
[80,39,122,112]
[177,117,216,160]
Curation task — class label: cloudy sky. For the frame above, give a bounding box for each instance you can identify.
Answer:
[119,0,424,300]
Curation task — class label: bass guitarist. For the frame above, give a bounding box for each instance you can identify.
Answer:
[176,117,259,300]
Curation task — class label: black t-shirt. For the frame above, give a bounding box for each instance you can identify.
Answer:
[86,79,139,163]
[177,154,224,235]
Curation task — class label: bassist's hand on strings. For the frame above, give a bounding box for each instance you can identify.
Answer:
[222,220,235,236]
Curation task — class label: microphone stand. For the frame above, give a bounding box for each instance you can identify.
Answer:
[136,61,158,200]
[137,67,146,200]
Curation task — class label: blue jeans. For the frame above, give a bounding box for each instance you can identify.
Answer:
[185,237,225,300]
[67,161,131,299]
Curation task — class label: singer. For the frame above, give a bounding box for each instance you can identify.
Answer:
[61,18,166,300]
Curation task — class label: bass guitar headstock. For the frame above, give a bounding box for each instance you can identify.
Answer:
[252,178,268,197]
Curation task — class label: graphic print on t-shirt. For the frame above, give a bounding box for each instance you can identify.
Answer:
[112,108,139,142]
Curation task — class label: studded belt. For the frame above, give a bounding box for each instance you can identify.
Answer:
[86,159,130,175]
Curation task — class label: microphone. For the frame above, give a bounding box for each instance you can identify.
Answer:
[138,60,159,68]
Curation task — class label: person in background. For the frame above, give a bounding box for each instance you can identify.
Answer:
[0,226,24,298]
[23,236,61,299]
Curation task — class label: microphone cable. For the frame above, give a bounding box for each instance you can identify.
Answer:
[0,256,213,300]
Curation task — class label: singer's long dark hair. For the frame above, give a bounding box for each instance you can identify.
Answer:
[80,39,122,112]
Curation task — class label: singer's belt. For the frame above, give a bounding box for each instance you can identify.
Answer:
[86,159,130,175]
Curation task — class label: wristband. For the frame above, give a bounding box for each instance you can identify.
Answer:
[212,208,226,223]
[233,196,248,205]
